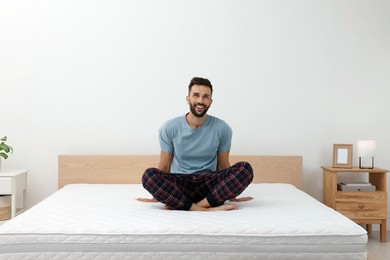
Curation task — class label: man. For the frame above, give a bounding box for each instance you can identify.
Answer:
[139,77,253,211]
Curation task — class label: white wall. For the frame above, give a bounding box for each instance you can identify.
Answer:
[1,0,389,227]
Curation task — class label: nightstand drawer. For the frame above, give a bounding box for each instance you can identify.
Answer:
[0,177,13,194]
[335,192,387,219]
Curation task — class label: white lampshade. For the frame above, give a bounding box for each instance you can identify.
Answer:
[357,140,376,157]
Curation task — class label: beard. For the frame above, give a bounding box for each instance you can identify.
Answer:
[189,102,210,118]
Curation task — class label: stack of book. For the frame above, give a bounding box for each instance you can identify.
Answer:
[337,182,376,192]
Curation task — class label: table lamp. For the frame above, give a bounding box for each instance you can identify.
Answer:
[357,140,376,169]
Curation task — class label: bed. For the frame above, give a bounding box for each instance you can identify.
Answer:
[0,155,367,259]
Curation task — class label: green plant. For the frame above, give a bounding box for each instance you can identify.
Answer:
[0,136,13,159]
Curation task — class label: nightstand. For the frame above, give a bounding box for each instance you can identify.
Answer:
[322,166,388,242]
[0,169,28,218]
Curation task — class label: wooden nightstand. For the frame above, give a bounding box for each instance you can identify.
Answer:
[322,166,388,242]
[0,169,28,219]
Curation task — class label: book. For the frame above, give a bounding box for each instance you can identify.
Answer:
[338,183,376,192]
[340,182,372,186]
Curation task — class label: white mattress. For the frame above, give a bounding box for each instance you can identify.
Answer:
[0,183,367,259]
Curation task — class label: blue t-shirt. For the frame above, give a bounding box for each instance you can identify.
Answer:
[158,114,232,174]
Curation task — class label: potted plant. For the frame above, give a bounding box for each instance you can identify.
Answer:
[0,136,13,170]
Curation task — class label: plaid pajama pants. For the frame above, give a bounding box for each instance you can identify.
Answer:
[141,161,253,210]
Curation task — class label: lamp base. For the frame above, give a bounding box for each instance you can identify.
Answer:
[359,157,374,169]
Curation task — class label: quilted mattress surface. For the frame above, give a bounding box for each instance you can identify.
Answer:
[0,183,367,258]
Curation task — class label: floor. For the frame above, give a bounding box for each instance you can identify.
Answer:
[367,231,390,260]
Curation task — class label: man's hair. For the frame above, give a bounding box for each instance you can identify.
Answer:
[188,77,213,95]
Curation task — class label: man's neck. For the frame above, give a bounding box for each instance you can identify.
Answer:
[186,113,207,129]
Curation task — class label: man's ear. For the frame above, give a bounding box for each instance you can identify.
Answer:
[186,96,190,104]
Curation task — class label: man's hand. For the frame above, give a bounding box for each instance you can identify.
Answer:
[229,196,254,202]
[137,197,158,202]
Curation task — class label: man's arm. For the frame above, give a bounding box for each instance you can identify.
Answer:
[158,151,173,172]
[217,150,230,171]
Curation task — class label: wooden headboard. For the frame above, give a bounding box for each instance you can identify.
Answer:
[58,155,303,189]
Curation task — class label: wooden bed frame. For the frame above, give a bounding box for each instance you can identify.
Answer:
[58,155,302,189]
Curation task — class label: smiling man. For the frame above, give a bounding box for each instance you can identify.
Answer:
[139,77,253,211]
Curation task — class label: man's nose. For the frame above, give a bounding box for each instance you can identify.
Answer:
[196,97,205,103]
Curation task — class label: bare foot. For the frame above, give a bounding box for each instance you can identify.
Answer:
[162,203,238,211]
[229,196,254,202]
[190,203,238,211]
[136,197,158,202]
[208,204,238,211]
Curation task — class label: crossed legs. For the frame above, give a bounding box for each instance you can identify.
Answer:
[141,161,253,211]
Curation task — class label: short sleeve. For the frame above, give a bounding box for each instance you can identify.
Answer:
[218,124,232,152]
[158,121,174,153]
